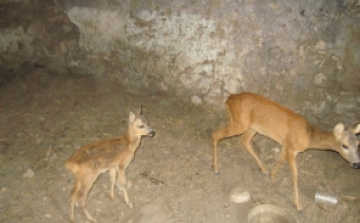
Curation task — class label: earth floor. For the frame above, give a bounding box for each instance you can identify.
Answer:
[0,73,359,223]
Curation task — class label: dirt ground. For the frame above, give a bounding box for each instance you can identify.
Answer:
[0,72,359,223]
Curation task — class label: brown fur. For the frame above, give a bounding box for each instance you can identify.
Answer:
[212,92,360,210]
[65,111,154,222]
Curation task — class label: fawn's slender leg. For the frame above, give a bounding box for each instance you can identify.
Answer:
[78,175,98,222]
[117,166,132,208]
[109,168,117,200]
[69,180,81,222]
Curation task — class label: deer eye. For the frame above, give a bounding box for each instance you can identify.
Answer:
[342,145,348,150]
[139,125,145,129]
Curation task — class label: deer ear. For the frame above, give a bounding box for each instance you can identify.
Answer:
[333,123,345,139]
[135,103,142,116]
[352,123,360,135]
[129,112,136,123]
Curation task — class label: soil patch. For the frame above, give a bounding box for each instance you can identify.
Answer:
[0,73,359,223]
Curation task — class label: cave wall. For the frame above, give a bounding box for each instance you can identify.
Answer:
[1,0,359,125]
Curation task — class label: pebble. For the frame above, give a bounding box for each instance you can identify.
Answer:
[23,168,35,178]
[315,40,327,54]
[191,95,202,106]
[229,187,251,203]
[45,214,52,219]
[336,61,343,70]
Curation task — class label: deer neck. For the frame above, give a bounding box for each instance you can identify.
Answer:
[125,128,141,152]
[307,126,338,152]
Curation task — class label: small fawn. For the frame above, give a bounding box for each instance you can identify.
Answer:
[212,92,360,210]
[65,109,155,222]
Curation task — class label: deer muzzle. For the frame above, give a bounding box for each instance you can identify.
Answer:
[350,162,360,169]
[148,131,155,137]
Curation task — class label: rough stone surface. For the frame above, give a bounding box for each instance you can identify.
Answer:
[0,0,359,121]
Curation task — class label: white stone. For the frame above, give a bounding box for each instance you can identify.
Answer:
[336,61,343,70]
[271,147,280,153]
[23,168,35,178]
[135,9,154,22]
[229,187,251,203]
[315,40,327,54]
[45,214,52,219]
[191,96,202,106]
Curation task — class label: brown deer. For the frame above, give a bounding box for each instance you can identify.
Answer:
[65,109,155,222]
[212,92,360,210]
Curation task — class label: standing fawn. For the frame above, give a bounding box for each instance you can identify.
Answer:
[212,92,360,210]
[65,109,155,222]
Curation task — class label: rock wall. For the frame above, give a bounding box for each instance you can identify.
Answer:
[0,0,79,78]
[1,0,359,124]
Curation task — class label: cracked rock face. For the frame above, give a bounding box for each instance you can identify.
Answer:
[1,0,359,121]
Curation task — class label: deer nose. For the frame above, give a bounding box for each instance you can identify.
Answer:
[350,162,360,169]
[148,131,155,137]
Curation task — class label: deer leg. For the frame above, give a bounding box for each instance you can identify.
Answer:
[270,146,287,179]
[117,167,133,208]
[287,150,302,210]
[212,124,245,173]
[240,129,268,174]
[69,180,81,222]
[212,127,227,174]
[109,168,117,200]
[78,176,98,222]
